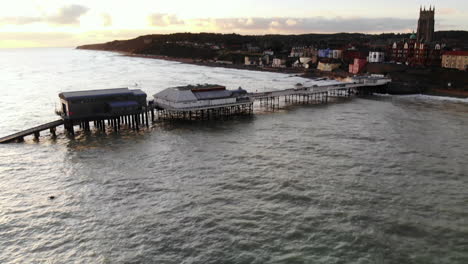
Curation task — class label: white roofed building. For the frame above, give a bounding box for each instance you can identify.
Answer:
[368,51,385,63]
[153,84,253,114]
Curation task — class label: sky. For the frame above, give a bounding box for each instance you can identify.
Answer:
[0,0,466,48]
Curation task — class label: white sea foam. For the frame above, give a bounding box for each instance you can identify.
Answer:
[395,94,468,103]
[374,93,468,103]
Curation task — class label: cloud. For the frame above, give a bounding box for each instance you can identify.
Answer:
[148,13,184,27]
[0,29,163,48]
[187,17,417,33]
[270,21,280,27]
[46,5,89,24]
[102,13,112,27]
[144,15,418,33]
[438,8,457,15]
[286,19,298,26]
[0,4,89,26]
[0,16,41,25]
[435,20,457,30]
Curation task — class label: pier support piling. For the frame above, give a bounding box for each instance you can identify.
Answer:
[50,127,56,137]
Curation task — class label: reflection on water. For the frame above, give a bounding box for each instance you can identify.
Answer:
[0,48,468,264]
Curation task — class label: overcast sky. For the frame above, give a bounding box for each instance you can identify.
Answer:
[0,0,466,48]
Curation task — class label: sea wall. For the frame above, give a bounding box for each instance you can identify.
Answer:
[365,63,468,95]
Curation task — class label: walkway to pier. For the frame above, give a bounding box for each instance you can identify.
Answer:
[0,106,156,143]
[0,119,63,143]
[251,77,390,100]
[249,76,391,108]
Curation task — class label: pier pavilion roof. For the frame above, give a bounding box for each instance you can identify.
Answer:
[154,84,239,103]
[154,88,198,102]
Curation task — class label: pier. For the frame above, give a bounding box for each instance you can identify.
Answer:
[0,76,391,143]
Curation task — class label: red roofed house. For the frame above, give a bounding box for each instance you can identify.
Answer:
[349,58,367,74]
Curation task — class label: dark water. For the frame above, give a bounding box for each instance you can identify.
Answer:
[1,48,468,264]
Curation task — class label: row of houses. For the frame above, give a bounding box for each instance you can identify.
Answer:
[244,48,385,73]
[244,44,467,73]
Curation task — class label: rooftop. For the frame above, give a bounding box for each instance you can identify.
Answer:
[443,51,468,56]
[154,84,247,103]
[174,84,226,92]
[59,88,146,100]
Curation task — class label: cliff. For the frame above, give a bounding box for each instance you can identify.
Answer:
[77,31,468,55]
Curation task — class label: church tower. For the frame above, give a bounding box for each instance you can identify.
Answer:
[417,6,435,43]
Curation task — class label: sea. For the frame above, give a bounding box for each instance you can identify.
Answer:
[0,47,467,264]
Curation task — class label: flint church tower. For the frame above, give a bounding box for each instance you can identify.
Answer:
[417,6,435,43]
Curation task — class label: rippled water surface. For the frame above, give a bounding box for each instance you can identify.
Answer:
[1,48,468,264]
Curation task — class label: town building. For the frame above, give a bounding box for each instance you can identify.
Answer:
[292,57,316,68]
[349,58,367,74]
[318,49,343,59]
[343,49,368,64]
[153,84,251,110]
[290,46,317,58]
[317,61,341,72]
[389,33,418,64]
[417,6,435,43]
[318,49,332,58]
[290,47,304,57]
[262,54,272,66]
[58,88,147,120]
[412,42,443,66]
[245,56,265,66]
[332,50,343,59]
[245,56,255,66]
[368,52,385,63]
[272,58,287,68]
[389,36,443,67]
[442,51,468,71]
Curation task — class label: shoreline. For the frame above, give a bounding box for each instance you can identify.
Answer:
[123,53,308,75]
[426,88,468,98]
[107,51,468,99]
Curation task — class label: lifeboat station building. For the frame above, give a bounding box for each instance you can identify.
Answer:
[58,88,147,120]
[153,84,253,119]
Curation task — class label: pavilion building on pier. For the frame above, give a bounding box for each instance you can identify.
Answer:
[153,84,253,119]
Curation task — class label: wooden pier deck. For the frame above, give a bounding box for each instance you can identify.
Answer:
[0,119,64,143]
